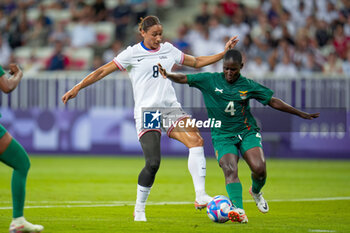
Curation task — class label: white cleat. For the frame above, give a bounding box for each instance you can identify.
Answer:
[249,186,269,213]
[134,209,147,222]
[228,207,248,223]
[9,217,44,233]
[195,193,212,210]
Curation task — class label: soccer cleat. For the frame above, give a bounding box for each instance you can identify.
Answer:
[195,193,212,210]
[249,186,269,213]
[9,217,44,233]
[228,207,248,223]
[134,209,147,222]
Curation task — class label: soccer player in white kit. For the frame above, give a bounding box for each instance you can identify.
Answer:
[62,15,239,221]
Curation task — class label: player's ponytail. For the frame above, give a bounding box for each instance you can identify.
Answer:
[138,15,161,32]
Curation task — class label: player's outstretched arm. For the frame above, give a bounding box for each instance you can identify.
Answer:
[158,63,187,84]
[268,97,320,120]
[62,61,118,104]
[0,64,23,93]
[182,36,239,68]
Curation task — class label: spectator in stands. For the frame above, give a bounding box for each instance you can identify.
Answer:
[300,52,323,76]
[274,55,298,78]
[173,23,191,54]
[26,16,50,47]
[69,0,88,22]
[333,23,350,60]
[315,20,332,47]
[208,16,228,44]
[244,56,269,79]
[195,1,211,26]
[92,0,107,22]
[110,0,133,41]
[70,14,96,48]
[7,9,30,49]
[0,34,12,67]
[221,0,239,18]
[130,0,148,24]
[46,41,70,70]
[342,49,350,76]
[227,7,250,45]
[323,52,343,75]
[103,40,123,63]
[48,22,70,46]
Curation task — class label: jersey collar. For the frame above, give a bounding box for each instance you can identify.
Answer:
[140,41,160,53]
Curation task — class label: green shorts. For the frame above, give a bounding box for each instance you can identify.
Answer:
[213,130,262,162]
[0,123,7,138]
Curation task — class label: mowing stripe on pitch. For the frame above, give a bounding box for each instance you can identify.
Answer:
[0,196,349,210]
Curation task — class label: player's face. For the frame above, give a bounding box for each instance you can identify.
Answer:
[141,24,163,50]
[223,59,242,84]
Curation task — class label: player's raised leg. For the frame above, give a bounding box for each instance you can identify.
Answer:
[0,132,44,232]
[169,118,211,210]
[243,147,269,213]
[219,153,248,223]
[134,131,161,221]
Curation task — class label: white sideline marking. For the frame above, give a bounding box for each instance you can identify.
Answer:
[309,230,336,232]
[0,196,349,210]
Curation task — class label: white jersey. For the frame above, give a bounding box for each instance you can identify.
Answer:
[113,42,184,119]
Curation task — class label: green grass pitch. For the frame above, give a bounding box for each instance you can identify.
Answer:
[0,156,349,233]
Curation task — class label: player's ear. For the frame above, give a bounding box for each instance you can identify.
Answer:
[140,29,146,38]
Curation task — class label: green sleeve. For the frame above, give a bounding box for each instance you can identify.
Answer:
[186,72,212,90]
[250,80,274,105]
[0,66,5,77]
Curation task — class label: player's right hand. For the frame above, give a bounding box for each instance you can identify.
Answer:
[158,63,167,78]
[9,64,22,75]
[62,86,79,104]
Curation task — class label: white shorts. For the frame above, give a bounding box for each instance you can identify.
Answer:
[136,107,190,139]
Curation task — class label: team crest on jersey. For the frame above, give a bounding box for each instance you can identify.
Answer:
[239,91,248,100]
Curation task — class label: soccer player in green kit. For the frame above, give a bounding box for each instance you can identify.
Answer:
[158,49,319,223]
[0,64,44,232]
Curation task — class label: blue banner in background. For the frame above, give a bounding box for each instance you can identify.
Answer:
[1,107,349,158]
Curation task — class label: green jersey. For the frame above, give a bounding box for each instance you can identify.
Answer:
[187,72,273,138]
[0,65,5,77]
[0,65,4,118]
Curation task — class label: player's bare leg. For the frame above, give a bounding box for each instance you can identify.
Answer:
[169,118,212,210]
[244,147,269,213]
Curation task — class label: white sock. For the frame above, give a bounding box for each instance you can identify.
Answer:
[135,184,151,211]
[188,146,206,197]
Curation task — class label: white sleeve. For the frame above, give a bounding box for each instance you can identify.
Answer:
[113,46,132,71]
[168,43,185,65]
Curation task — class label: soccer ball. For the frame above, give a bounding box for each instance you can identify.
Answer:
[206,195,232,223]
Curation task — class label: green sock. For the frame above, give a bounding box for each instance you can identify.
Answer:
[226,182,243,209]
[251,175,266,194]
[0,139,30,218]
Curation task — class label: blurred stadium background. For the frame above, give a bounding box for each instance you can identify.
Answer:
[0,0,349,159]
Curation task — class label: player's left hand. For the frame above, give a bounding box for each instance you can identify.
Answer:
[299,112,320,120]
[224,36,239,51]
[158,63,167,79]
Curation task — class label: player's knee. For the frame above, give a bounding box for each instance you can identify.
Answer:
[252,163,266,178]
[146,159,160,175]
[221,162,238,179]
[187,135,204,148]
